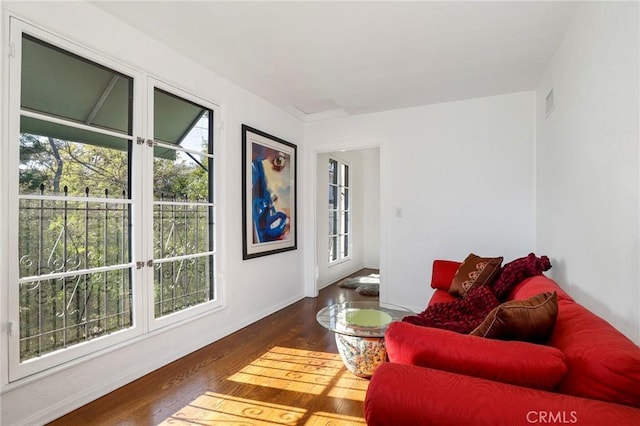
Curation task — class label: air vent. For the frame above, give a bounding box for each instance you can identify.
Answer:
[545,89,555,118]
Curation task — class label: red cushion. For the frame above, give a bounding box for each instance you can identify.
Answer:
[365,363,640,426]
[430,259,461,290]
[509,275,574,302]
[386,321,567,390]
[551,301,640,408]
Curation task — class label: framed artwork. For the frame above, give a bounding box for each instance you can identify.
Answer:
[242,125,297,259]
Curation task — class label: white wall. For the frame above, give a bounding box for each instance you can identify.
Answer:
[315,149,380,289]
[0,2,305,425]
[0,7,6,424]
[305,91,536,312]
[536,1,640,344]
[363,148,381,268]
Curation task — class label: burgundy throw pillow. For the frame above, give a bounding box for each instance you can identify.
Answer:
[470,292,558,343]
[449,253,503,298]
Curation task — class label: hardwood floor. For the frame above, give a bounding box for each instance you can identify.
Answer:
[48,269,380,426]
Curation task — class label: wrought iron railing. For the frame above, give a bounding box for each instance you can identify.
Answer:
[18,187,213,361]
[153,193,214,318]
[19,185,132,360]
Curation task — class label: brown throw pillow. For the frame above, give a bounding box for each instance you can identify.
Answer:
[449,254,503,298]
[470,292,558,342]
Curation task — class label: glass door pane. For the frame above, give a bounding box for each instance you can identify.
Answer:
[152,88,214,318]
[17,34,134,361]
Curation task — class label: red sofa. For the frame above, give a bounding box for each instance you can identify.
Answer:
[364,259,640,425]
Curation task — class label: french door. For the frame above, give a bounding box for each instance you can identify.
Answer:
[6,18,219,381]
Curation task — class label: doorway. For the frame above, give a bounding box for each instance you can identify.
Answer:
[315,147,381,290]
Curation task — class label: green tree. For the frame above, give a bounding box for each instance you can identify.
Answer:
[18,132,212,360]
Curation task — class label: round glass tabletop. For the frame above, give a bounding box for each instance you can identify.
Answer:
[316,301,413,338]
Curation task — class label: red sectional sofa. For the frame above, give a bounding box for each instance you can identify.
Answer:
[364,260,640,425]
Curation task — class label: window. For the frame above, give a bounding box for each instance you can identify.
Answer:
[328,158,350,263]
[7,21,219,380]
[15,34,136,371]
[151,87,215,321]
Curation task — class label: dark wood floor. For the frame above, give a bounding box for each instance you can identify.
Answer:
[49,269,379,426]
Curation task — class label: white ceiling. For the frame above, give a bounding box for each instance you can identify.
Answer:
[92,1,580,121]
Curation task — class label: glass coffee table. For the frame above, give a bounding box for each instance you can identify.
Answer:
[316,301,412,378]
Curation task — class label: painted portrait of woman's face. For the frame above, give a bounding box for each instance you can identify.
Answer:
[251,144,292,243]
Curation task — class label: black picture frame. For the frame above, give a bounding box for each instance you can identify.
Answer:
[242,125,297,259]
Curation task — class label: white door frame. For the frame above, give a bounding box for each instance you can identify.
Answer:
[303,142,387,301]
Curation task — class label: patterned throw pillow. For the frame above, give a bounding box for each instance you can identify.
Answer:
[448,253,503,298]
[470,292,558,342]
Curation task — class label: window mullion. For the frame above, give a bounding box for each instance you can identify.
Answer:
[134,77,154,334]
[20,109,135,142]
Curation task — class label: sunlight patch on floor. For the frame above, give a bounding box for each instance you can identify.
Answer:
[228,346,345,395]
[326,370,368,402]
[304,411,367,425]
[159,392,367,426]
[160,347,369,425]
[158,391,305,425]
